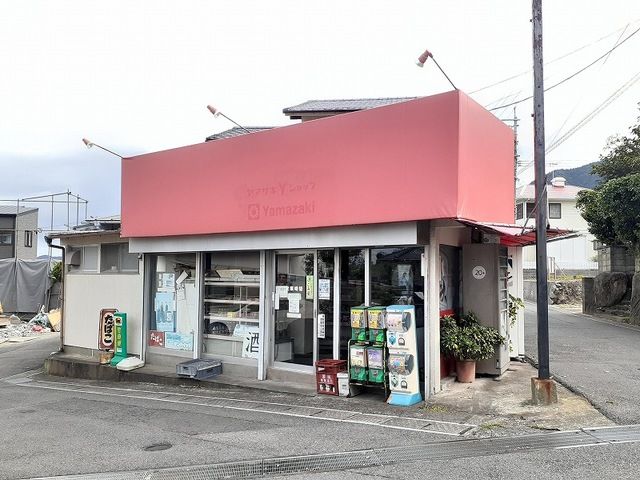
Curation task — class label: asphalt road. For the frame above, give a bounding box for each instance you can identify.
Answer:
[525,303,640,424]
[4,329,640,479]
[0,334,59,379]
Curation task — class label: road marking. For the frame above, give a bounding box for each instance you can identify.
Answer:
[0,368,43,382]
[8,377,473,436]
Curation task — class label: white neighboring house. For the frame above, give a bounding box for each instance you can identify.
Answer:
[515,177,597,273]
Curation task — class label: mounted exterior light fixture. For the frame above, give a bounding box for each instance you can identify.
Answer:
[206,105,251,134]
[81,138,123,158]
[415,48,458,91]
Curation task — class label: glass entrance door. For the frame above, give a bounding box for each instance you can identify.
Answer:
[274,251,316,367]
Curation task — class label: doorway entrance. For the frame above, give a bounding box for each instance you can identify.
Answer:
[273,251,316,367]
[272,249,337,369]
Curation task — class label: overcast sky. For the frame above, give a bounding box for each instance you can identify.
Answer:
[2,1,640,245]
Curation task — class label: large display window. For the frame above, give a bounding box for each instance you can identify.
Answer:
[370,247,424,326]
[147,253,198,353]
[202,251,261,361]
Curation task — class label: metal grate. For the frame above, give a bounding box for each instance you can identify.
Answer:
[33,425,640,480]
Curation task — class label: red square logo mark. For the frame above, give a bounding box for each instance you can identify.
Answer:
[248,204,260,220]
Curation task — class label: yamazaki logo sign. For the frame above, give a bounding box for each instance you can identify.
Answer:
[98,309,118,350]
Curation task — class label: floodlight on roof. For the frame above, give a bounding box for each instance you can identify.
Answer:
[206,104,251,134]
[81,138,123,158]
[415,47,457,90]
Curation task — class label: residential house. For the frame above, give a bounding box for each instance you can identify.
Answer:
[0,205,38,260]
[515,177,597,274]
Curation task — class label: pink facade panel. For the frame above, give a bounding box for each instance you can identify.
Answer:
[456,94,515,224]
[122,91,463,238]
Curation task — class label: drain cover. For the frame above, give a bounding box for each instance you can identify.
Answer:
[144,443,172,452]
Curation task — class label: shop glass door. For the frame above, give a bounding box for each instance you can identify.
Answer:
[274,251,316,367]
[316,249,334,360]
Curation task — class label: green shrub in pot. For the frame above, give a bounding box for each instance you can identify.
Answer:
[440,312,505,382]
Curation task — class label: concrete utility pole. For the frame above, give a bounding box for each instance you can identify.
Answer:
[531,0,557,404]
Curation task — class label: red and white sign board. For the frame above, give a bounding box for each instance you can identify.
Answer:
[98,309,118,351]
[148,330,165,348]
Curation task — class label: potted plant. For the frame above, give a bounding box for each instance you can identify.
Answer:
[440,312,505,383]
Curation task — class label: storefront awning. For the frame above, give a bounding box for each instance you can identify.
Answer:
[457,219,574,247]
[121,90,515,239]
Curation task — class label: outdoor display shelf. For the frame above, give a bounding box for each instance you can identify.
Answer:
[347,306,389,399]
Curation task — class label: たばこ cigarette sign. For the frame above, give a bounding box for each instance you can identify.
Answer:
[98,309,118,350]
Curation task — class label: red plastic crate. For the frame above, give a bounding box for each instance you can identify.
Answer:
[315,359,347,395]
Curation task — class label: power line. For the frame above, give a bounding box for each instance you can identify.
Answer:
[469,18,640,95]
[487,25,640,112]
[546,70,640,153]
[547,23,630,147]
[517,69,640,175]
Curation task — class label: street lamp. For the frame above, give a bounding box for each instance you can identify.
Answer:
[415,48,458,91]
[206,105,251,134]
[82,138,123,159]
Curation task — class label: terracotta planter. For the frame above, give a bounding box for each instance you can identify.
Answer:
[455,360,476,383]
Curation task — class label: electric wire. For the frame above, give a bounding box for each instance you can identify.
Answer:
[547,23,629,147]
[487,25,640,112]
[470,18,640,95]
[517,69,640,175]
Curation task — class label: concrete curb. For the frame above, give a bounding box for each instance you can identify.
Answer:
[43,353,318,396]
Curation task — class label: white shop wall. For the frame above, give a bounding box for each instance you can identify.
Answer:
[64,271,144,355]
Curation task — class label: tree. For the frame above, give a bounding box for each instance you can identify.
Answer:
[576,110,640,252]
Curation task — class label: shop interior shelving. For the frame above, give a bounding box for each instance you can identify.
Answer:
[202,275,260,348]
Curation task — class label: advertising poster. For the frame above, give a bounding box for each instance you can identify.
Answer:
[158,273,175,292]
[395,265,413,296]
[317,313,326,339]
[305,275,314,300]
[318,279,331,300]
[242,327,260,359]
[165,332,193,351]
[148,330,165,347]
[155,291,176,332]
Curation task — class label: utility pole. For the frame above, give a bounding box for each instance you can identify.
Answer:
[531,0,557,404]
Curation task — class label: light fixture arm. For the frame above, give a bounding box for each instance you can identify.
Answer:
[82,138,123,159]
[415,48,458,91]
[206,105,252,134]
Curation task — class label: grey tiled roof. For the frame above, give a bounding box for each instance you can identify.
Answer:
[0,205,38,215]
[206,126,274,142]
[283,97,417,115]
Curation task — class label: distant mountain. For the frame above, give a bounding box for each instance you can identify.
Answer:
[529,162,602,189]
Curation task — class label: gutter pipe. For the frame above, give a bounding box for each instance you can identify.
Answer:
[45,235,65,352]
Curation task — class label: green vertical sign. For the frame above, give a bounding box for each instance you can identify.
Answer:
[110,312,128,366]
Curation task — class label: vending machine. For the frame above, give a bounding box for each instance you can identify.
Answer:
[386,305,422,406]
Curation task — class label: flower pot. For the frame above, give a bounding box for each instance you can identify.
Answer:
[455,360,476,383]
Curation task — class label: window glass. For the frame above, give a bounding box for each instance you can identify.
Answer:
[100,243,139,273]
[339,249,365,360]
[0,232,13,245]
[526,202,536,218]
[274,252,314,365]
[203,251,261,361]
[120,244,139,272]
[148,253,197,352]
[549,202,562,219]
[370,247,424,324]
[515,203,523,220]
[81,246,99,271]
[317,250,334,360]
[24,231,33,247]
[100,244,120,272]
